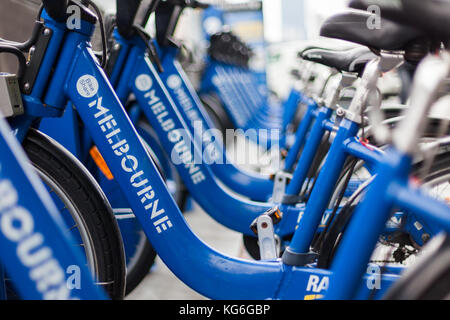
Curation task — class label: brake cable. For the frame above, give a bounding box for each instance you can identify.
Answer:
[80,0,108,69]
[313,157,358,252]
[133,24,164,73]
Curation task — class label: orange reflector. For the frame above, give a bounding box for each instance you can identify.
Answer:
[275,208,281,220]
[304,294,324,300]
[90,146,114,180]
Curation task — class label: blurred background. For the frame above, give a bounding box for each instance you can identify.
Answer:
[0,0,354,98]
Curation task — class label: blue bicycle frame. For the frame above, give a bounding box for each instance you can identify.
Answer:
[200,58,302,149]
[110,33,303,236]
[0,115,104,300]
[106,31,433,248]
[12,6,443,299]
[325,146,450,299]
[157,44,319,198]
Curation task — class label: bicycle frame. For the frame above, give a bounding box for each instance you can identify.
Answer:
[107,33,393,242]
[0,115,104,300]
[156,44,323,198]
[110,34,303,236]
[8,7,404,299]
[325,52,450,299]
[326,147,450,299]
[200,58,303,150]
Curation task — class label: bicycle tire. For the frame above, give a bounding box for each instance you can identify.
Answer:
[22,129,126,299]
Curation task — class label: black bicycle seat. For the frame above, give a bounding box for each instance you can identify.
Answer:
[301,45,377,75]
[349,0,450,40]
[320,10,425,51]
[297,39,359,58]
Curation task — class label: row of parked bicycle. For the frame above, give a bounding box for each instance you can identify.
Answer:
[0,0,449,300]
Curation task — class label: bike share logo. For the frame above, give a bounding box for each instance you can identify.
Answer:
[166,74,182,90]
[135,74,153,92]
[76,75,99,98]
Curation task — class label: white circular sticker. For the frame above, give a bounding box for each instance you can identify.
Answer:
[135,74,153,91]
[76,75,99,98]
[203,17,222,35]
[166,74,182,90]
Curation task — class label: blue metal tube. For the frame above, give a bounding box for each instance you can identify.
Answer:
[65,41,290,299]
[125,51,302,235]
[287,119,360,254]
[282,89,303,130]
[325,149,412,299]
[157,45,276,201]
[284,100,317,171]
[30,13,67,99]
[344,137,383,165]
[286,106,333,195]
[394,184,450,232]
[108,34,132,86]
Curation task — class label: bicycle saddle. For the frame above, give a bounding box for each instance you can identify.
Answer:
[297,39,359,58]
[301,45,377,75]
[349,0,450,40]
[320,10,425,51]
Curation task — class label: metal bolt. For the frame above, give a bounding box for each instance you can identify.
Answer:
[43,28,51,36]
[422,233,430,243]
[336,108,346,117]
[24,83,30,91]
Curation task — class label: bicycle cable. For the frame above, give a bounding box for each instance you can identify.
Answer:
[79,0,108,69]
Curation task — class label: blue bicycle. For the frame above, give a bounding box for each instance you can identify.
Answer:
[3,0,450,300]
[0,106,106,299]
